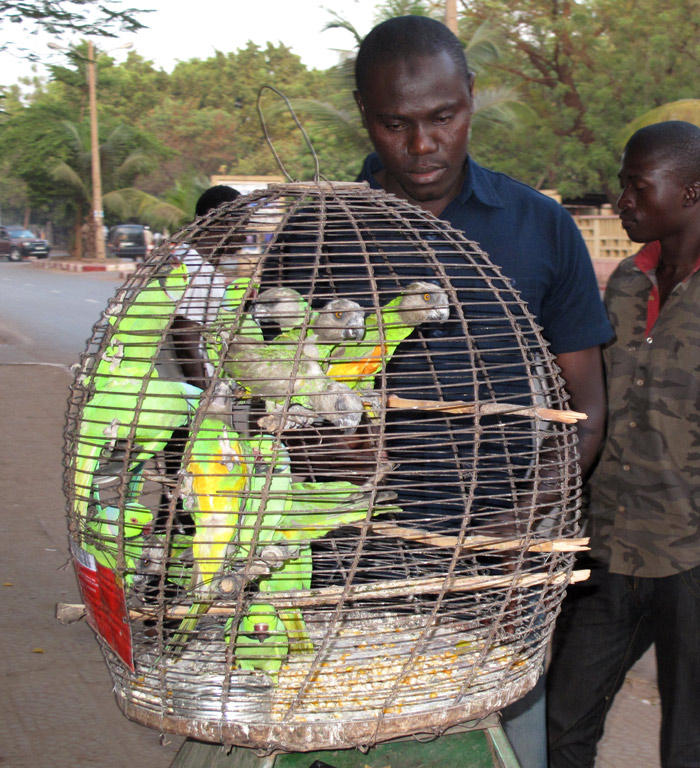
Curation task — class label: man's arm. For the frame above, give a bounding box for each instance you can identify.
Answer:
[170,315,210,391]
[555,345,606,479]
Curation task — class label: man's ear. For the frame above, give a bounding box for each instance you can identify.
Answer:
[467,71,476,100]
[683,181,700,207]
[354,90,367,127]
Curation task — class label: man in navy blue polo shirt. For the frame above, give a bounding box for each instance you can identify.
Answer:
[352,15,612,768]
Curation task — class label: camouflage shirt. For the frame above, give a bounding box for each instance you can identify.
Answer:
[588,241,700,577]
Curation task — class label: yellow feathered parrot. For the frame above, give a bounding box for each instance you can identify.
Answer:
[168,416,251,652]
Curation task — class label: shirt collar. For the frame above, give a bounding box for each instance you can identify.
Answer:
[634,240,700,280]
[454,156,504,209]
[360,153,504,210]
[633,241,661,274]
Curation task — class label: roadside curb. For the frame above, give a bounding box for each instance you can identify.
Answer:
[32,257,138,280]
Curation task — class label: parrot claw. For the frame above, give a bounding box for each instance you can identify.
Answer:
[258,543,301,569]
[258,404,315,432]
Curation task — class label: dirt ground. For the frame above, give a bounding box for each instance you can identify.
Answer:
[0,364,185,768]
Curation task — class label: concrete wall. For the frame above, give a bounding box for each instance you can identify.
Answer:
[573,215,637,292]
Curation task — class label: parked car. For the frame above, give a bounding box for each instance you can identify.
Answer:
[106,224,153,260]
[0,226,51,261]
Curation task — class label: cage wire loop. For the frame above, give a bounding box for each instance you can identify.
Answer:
[256,84,321,182]
[62,181,586,753]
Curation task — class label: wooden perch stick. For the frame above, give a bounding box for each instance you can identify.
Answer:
[56,568,589,624]
[361,520,589,554]
[115,567,589,620]
[386,394,587,424]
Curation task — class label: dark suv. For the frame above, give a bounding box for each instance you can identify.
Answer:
[106,224,151,260]
[0,226,51,261]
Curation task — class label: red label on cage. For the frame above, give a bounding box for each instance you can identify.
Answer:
[71,541,135,672]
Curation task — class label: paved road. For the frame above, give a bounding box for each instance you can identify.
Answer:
[0,262,122,366]
[0,263,185,767]
[0,261,661,767]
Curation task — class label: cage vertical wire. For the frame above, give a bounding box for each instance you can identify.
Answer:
[63,181,586,752]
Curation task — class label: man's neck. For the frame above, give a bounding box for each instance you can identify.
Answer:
[373,164,467,218]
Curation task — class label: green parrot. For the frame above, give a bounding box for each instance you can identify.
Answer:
[251,480,402,654]
[225,602,289,684]
[80,500,154,587]
[222,335,364,431]
[252,287,310,332]
[325,280,450,392]
[236,435,293,554]
[204,275,263,369]
[234,436,314,654]
[257,547,313,655]
[169,416,251,652]
[72,375,201,526]
[279,481,401,537]
[89,263,192,387]
[269,297,366,364]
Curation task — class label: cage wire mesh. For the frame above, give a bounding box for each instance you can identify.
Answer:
[63,180,586,752]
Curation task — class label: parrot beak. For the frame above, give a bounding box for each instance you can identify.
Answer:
[252,623,270,642]
[343,326,365,342]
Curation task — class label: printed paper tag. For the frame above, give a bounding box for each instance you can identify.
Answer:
[71,540,134,671]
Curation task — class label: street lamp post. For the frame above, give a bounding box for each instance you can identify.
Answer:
[49,40,132,260]
[86,40,106,260]
[444,0,458,34]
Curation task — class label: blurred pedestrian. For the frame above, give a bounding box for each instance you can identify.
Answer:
[170,185,241,387]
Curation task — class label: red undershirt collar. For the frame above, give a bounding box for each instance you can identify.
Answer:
[633,241,700,334]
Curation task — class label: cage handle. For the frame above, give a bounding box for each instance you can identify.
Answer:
[257,84,322,182]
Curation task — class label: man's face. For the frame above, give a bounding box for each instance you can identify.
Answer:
[355,50,474,217]
[617,146,692,244]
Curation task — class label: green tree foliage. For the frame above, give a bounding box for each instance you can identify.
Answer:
[459,0,700,200]
[4,1,697,246]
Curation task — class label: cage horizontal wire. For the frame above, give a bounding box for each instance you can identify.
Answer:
[63,181,586,753]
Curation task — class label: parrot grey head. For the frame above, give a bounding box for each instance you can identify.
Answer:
[397,281,450,326]
[252,287,309,331]
[312,381,364,431]
[312,298,366,343]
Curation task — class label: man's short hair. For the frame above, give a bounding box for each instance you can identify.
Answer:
[195,185,241,218]
[626,121,700,183]
[355,15,470,95]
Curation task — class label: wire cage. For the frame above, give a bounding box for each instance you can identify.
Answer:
[63,181,585,753]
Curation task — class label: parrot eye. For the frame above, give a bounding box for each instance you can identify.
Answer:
[334,311,343,319]
[423,293,431,301]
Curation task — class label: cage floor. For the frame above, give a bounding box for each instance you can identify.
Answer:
[107,610,543,751]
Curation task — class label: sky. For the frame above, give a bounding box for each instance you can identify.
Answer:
[0,0,383,87]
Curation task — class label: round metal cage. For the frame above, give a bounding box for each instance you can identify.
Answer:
[63,181,583,752]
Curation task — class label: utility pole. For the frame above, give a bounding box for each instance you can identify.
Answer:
[445,0,458,34]
[49,40,132,259]
[86,40,106,260]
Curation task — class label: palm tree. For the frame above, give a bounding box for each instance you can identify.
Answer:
[50,121,155,257]
[125,173,211,234]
